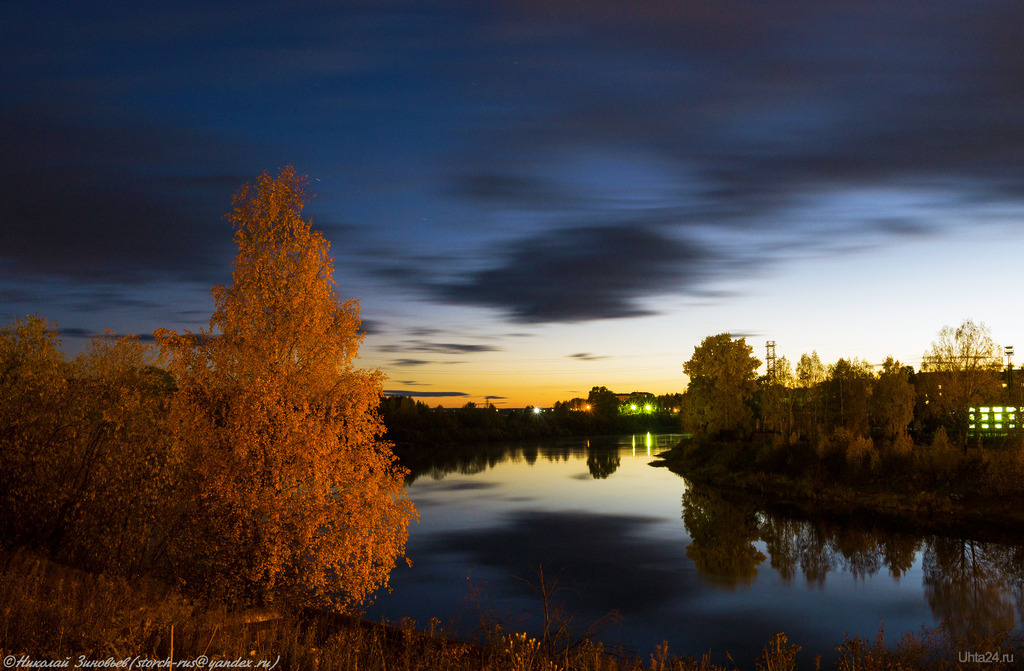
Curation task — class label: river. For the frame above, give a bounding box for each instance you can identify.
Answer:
[365,434,1024,667]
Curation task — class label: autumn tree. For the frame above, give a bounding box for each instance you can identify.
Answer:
[0,316,70,550]
[870,357,916,442]
[920,319,1003,447]
[822,358,874,437]
[0,319,174,575]
[682,333,761,437]
[761,355,794,437]
[793,351,827,440]
[156,167,416,610]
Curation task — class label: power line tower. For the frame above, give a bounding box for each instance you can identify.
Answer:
[766,341,777,384]
[1006,345,1015,403]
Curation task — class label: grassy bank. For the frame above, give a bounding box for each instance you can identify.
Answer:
[656,434,1024,536]
[2,549,1022,670]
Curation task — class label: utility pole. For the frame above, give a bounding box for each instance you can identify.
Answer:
[1006,345,1015,404]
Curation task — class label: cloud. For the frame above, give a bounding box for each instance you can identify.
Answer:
[380,340,501,354]
[55,327,157,343]
[0,107,246,285]
[431,224,725,323]
[391,359,432,367]
[383,389,469,397]
[570,353,609,361]
[358,319,384,336]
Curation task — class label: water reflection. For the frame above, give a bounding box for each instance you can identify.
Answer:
[379,437,1024,663]
[586,449,620,479]
[681,487,764,588]
[681,482,1024,638]
[401,435,664,484]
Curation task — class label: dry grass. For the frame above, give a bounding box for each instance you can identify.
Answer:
[1,549,1020,670]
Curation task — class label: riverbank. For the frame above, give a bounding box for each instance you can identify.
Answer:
[654,435,1024,538]
[3,548,1015,670]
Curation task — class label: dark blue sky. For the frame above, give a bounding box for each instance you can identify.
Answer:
[3,1,1023,405]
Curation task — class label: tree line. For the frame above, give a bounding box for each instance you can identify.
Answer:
[681,321,1017,449]
[380,387,682,448]
[673,324,1024,507]
[0,168,415,613]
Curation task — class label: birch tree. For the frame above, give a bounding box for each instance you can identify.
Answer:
[157,167,416,610]
[920,319,1003,447]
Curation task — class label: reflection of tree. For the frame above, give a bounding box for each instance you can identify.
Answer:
[795,525,835,587]
[681,486,765,588]
[923,537,1016,641]
[723,496,924,588]
[986,544,1024,626]
[587,448,621,479]
[760,516,802,583]
[881,532,920,580]
[833,527,883,580]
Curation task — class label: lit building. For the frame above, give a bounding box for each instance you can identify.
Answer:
[968,406,1022,438]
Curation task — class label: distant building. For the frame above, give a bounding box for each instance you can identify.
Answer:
[968,405,1021,438]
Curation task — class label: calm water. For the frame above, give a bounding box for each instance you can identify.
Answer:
[366,435,1024,666]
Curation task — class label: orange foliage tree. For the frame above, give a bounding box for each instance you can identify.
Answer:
[0,318,175,575]
[156,167,416,610]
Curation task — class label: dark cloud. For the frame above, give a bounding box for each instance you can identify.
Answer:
[432,225,725,323]
[391,359,432,367]
[383,389,469,397]
[55,327,156,343]
[380,341,501,354]
[417,0,1024,324]
[358,319,384,336]
[5,0,1024,335]
[570,353,609,361]
[0,107,246,285]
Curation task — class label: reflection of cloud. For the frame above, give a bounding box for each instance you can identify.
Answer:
[425,510,697,613]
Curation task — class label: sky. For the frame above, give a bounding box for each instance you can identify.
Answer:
[3,1,1023,408]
